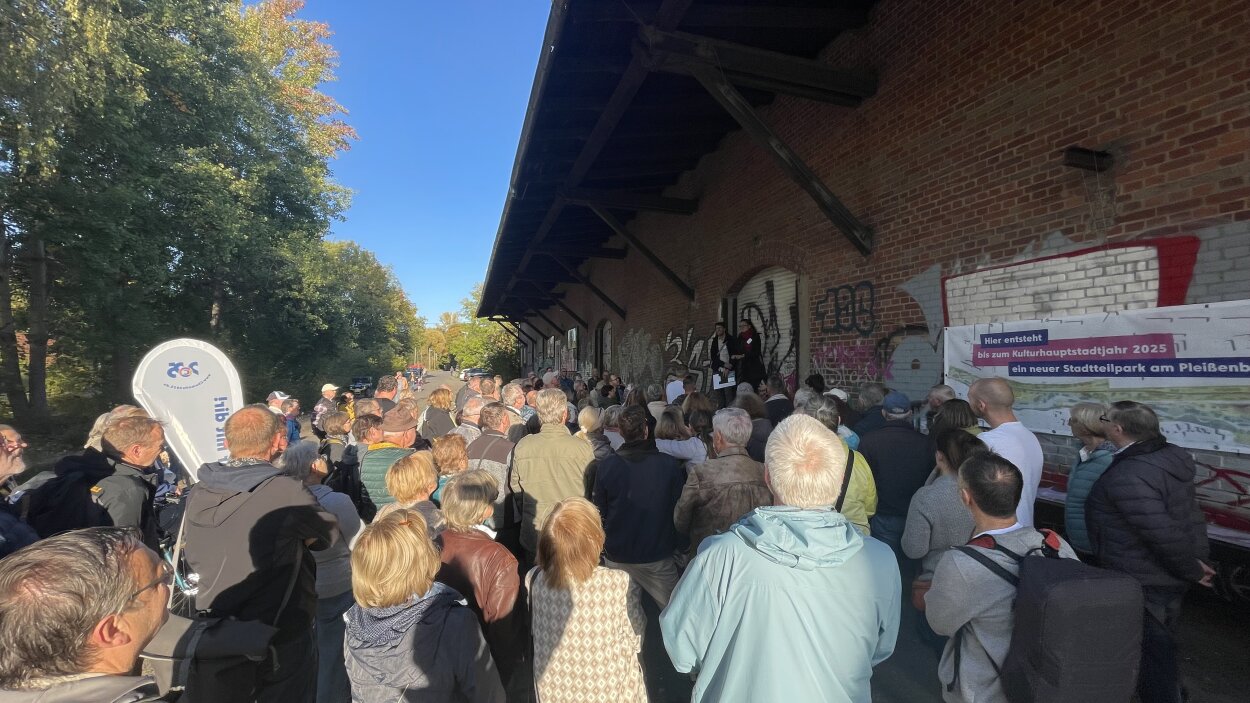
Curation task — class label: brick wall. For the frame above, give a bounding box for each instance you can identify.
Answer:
[522,0,1250,530]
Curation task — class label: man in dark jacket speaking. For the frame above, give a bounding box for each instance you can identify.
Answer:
[1086,400,1213,703]
[184,404,338,701]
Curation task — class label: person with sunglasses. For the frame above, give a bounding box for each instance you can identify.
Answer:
[0,527,170,701]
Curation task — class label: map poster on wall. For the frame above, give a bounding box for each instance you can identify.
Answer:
[944,301,1250,454]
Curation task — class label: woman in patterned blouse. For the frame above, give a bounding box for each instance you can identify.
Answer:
[527,498,648,702]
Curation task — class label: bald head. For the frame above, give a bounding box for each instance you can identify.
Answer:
[968,377,1018,427]
[225,405,283,460]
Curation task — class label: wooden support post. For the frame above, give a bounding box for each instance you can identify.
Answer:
[584,204,696,300]
[688,65,874,255]
[546,254,627,319]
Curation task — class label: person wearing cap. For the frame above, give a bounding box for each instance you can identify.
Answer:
[312,383,339,440]
[856,390,934,561]
[358,409,420,521]
[267,390,290,415]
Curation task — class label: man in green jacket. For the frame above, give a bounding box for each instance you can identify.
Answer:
[509,388,595,562]
[358,409,419,521]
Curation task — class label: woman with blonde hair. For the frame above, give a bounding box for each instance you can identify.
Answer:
[430,433,468,504]
[418,387,456,438]
[345,509,505,702]
[655,406,708,464]
[376,450,444,534]
[1064,401,1116,556]
[528,498,647,702]
[576,406,614,499]
[436,470,522,685]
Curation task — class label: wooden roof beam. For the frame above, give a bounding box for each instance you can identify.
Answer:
[545,254,627,319]
[687,64,873,255]
[583,204,695,300]
[636,26,878,107]
[578,4,869,30]
[561,188,697,215]
[530,244,628,260]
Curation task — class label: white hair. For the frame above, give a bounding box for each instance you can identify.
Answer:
[792,388,820,415]
[711,407,752,446]
[736,382,755,395]
[535,388,568,426]
[765,415,847,509]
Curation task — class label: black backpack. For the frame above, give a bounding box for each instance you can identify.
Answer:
[20,471,114,538]
[952,529,1144,703]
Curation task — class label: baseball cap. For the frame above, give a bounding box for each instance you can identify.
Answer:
[883,391,912,414]
[320,383,338,393]
[380,409,419,433]
[824,388,849,401]
[267,391,290,402]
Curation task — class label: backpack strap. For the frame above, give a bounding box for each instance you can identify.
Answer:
[946,545,1011,693]
[953,545,1020,588]
[834,449,855,512]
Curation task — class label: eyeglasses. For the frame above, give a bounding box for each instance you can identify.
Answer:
[1099,416,1111,423]
[122,560,174,610]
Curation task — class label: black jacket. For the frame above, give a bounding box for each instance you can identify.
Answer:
[592,440,685,563]
[53,449,160,547]
[857,419,935,517]
[1086,437,1209,593]
[184,460,338,643]
[765,396,794,427]
[582,431,615,499]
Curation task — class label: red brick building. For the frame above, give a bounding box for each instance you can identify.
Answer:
[479,1,1250,550]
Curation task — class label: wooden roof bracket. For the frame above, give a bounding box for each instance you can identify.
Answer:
[581,203,696,300]
[545,253,628,319]
[635,28,875,256]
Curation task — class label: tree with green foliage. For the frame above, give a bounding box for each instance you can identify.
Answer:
[0,0,418,422]
[442,283,519,379]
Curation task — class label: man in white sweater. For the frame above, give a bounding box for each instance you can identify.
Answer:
[968,377,1043,526]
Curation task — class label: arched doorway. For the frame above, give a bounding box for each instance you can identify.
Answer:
[596,320,613,375]
[723,266,800,382]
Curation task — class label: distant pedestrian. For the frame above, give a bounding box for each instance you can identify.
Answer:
[281,397,302,444]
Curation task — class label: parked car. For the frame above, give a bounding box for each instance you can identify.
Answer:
[349,376,373,397]
[459,367,489,381]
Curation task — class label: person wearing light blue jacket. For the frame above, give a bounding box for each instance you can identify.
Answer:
[1063,402,1117,555]
[661,414,901,703]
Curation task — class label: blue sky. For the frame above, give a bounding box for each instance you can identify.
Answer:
[299,1,550,321]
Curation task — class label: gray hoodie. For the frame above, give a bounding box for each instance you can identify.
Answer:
[344,582,504,703]
[0,674,161,702]
[184,460,337,644]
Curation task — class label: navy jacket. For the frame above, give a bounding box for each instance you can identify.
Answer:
[593,440,686,563]
[1086,436,1209,594]
[857,419,935,517]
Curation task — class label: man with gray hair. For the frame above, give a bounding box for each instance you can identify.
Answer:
[673,407,770,558]
[453,395,486,445]
[0,527,170,700]
[662,415,899,702]
[763,374,794,426]
[851,381,889,436]
[509,388,595,561]
[919,383,957,433]
[501,382,535,443]
[1087,400,1213,703]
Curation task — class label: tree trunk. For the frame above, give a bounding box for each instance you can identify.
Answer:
[210,278,224,337]
[25,237,50,419]
[0,221,31,421]
[112,341,132,403]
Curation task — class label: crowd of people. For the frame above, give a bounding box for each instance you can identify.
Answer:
[0,328,1218,703]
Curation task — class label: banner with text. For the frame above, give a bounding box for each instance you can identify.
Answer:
[944,301,1250,454]
[132,339,245,480]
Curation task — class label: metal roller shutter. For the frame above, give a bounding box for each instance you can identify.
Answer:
[733,266,800,380]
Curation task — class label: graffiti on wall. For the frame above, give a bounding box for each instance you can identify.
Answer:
[664,328,712,390]
[738,276,800,383]
[616,328,663,388]
[815,280,877,338]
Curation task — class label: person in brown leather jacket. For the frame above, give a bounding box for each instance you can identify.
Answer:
[436,470,523,686]
[674,407,772,557]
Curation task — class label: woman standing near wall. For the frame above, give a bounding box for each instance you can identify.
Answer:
[732,319,766,391]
